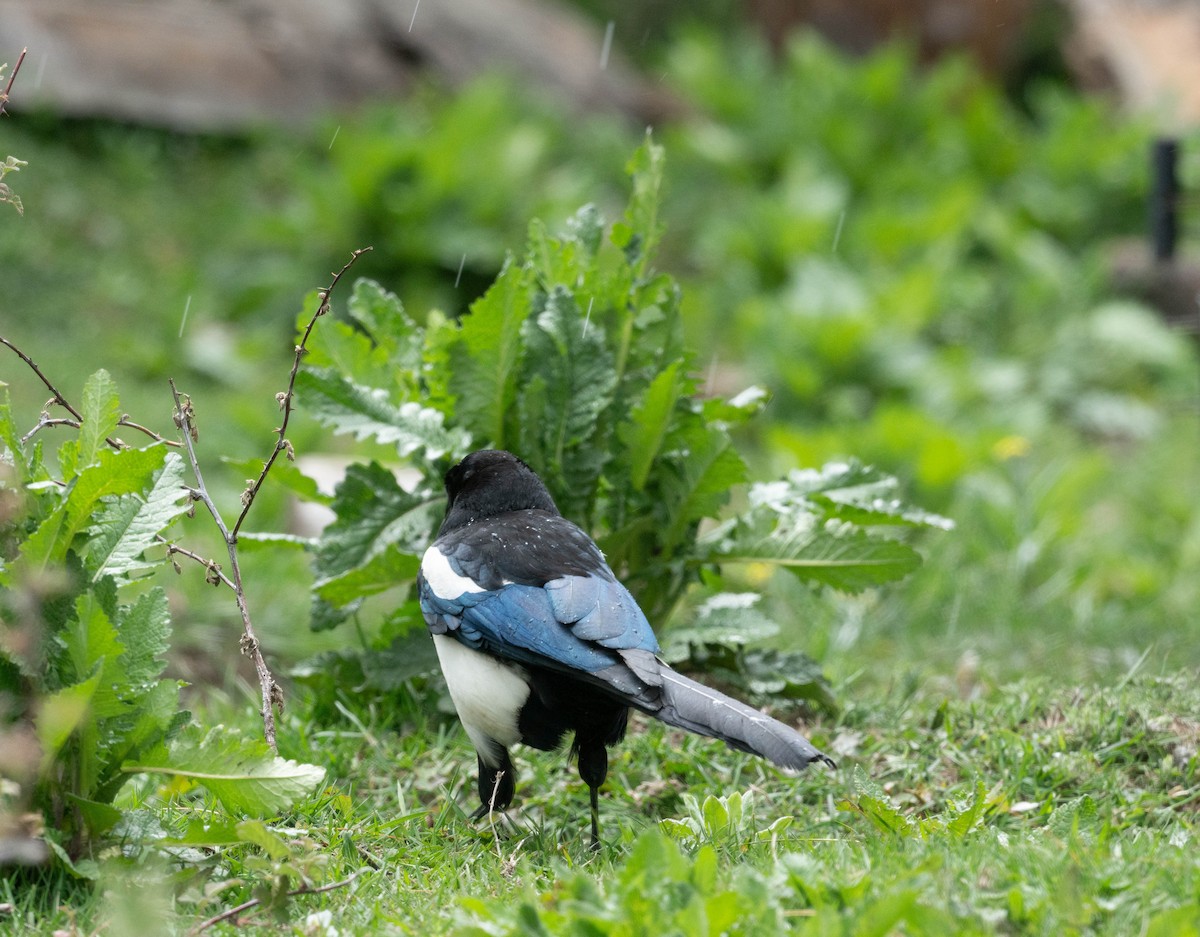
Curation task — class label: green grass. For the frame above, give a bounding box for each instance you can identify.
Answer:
[4,669,1197,934]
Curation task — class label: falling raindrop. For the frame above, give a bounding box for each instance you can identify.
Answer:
[832,210,847,253]
[328,126,341,150]
[455,253,467,288]
[178,295,192,339]
[600,21,615,70]
[408,0,421,32]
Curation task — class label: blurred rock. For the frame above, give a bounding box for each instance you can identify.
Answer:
[744,0,1039,73]
[1065,0,1200,129]
[0,0,680,130]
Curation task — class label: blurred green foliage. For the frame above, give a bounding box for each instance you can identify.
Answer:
[1,29,1196,687]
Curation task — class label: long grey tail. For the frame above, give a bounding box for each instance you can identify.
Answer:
[651,666,835,772]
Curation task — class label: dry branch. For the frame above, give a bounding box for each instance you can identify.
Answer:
[0,46,25,116]
[232,247,372,538]
[167,247,371,749]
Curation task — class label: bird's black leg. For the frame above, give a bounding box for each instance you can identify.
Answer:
[470,751,515,820]
[576,743,608,851]
[588,784,600,851]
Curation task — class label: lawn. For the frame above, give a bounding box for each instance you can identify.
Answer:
[2,26,1199,936]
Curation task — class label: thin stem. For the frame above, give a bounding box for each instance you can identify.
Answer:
[166,246,371,749]
[187,871,363,935]
[19,416,80,444]
[169,378,281,750]
[159,537,236,590]
[231,247,371,537]
[119,414,182,447]
[0,335,152,453]
[0,47,26,116]
[0,335,84,421]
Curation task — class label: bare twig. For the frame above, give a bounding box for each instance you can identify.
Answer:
[0,336,84,422]
[187,871,363,936]
[19,415,81,444]
[159,538,236,589]
[231,246,372,538]
[0,47,26,116]
[0,336,174,451]
[168,247,371,749]
[170,379,282,749]
[119,413,182,447]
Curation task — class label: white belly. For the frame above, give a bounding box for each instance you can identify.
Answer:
[433,634,530,765]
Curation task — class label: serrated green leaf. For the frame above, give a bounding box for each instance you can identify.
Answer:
[1047,795,1098,839]
[297,368,469,460]
[63,793,123,837]
[448,259,533,448]
[87,451,190,581]
[0,386,34,485]
[314,462,438,581]
[12,502,69,576]
[93,678,187,805]
[713,524,922,592]
[662,422,746,545]
[62,591,125,712]
[314,544,420,605]
[116,588,171,685]
[839,766,914,837]
[77,369,121,471]
[945,779,989,838]
[61,447,166,557]
[37,672,101,773]
[751,462,953,530]
[620,136,666,274]
[520,286,617,497]
[303,280,423,394]
[124,729,325,816]
[621,361,684,492]
[345,279,423,372]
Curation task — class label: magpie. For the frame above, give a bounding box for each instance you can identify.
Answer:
[417,449,834,847]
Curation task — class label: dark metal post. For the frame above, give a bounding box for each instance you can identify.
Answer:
[1150,138,1179,263]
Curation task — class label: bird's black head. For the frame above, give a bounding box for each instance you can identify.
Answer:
[439,449,560,533]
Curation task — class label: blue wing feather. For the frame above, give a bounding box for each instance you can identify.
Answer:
[420,571,660,675]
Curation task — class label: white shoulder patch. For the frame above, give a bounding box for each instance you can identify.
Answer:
[421,546,486,599]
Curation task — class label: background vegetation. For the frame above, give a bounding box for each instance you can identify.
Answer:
[2,20,1198,936]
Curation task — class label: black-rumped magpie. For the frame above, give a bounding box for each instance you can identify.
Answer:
[418,449,834,847]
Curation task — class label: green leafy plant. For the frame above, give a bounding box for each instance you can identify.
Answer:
[839,766,993,840]
[295,139,945,696]
[0,366,324,875]
[659,790,795,849]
